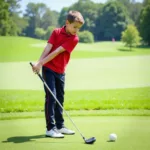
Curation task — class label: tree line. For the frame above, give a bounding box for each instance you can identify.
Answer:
[0,0,150,45]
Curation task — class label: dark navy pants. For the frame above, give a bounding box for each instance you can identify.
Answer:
[42,66,65,131]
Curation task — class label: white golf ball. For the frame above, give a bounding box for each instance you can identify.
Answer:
[109,133,117,141]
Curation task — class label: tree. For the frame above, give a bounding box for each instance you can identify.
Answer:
[109,0,143,25]
[70,0,101,33]
[143,0,150,6]
[0,0,17,36]
[130,2,143,25]
[24,3,58,38]
[96,1,131,41]
[58,7,69,27]
[139,3,150,45]
[7,0,23,35]
[6,0,21,14]
[121,24,141,50]
[24,3,47,37]
[41,10,58,30]
[0,0,11,35]
[0,0,27,36]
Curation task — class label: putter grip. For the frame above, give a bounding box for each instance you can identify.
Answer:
[29,62,45,83]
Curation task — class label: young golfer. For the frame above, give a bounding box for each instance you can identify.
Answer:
[32,10,84,138]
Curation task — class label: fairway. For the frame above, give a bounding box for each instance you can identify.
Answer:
[0,116,150,150]
[0,55,150,90]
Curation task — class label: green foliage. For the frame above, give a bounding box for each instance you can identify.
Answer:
[70,0,101,32]
[58,7,70,27]
[139,3,150,45]
[24,3,58,38]
[78,30,94,43]
[24,3,46,37]
[44,26,55,40]
[6,0,21,14]
[0,0,27,36]
[0,1,11,35]
[129,3,143,26]
[121,24,141,50]
[6,0,22,36]
[15,16,28,35]
[35,28,46,39]
[143,0,150,6]
[96,1,130,41]
[111,0,142,24]
[40,10,59,30]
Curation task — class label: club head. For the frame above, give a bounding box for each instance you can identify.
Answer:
[84,137,96,144]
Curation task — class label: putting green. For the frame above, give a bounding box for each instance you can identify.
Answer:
[0,55,150,90]
[0,116,150,150]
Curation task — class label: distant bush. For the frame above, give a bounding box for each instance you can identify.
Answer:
[78,31,94,43]
[35,28,46,39]
[44,26,55,40]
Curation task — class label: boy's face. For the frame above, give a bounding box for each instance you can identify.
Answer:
[66,21,83,35]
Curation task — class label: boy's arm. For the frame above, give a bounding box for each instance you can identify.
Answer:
[32,43,52,73]
[40,46,65,65]
[39,43,53,61]
[32,46,65,73]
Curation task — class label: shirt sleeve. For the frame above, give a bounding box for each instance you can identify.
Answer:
[47,29,56,45]
[61,36,79,53]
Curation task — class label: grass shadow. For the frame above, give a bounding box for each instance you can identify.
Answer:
[2,135,80,144]
[137,45,150,48]
[107,140,116,142]
[2,135,46,143]
[118,48,133,52]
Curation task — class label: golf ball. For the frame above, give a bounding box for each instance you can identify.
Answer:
[109,133,117,141]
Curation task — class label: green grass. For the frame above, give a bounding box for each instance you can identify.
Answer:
[1,57,150,91]
[0,87,150,113]
[1,110,150,120]
[73,42,150,58]
[0,117,150,150]
[0,36,45,62]
[0,36,150,62]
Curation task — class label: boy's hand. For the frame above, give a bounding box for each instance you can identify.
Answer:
[32,61,42,74]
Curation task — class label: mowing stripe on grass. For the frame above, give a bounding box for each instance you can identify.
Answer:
[0,87,150,113]
[0,55,150,90]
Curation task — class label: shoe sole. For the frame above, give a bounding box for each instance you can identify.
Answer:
[59,132,75,135]
[45,135,64,138]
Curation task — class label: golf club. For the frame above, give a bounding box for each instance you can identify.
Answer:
[30,62,96,144]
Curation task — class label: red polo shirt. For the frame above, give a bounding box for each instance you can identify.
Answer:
[44,26,79,73]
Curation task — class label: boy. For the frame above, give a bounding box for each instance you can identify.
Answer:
[32,11,84,138]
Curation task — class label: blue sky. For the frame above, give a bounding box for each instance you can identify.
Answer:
[20,0,143,13]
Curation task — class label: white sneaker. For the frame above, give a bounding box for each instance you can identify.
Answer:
[58,127,75,135]
[46,128,64,138]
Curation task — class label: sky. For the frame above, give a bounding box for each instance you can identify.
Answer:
[20,0,143,13]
